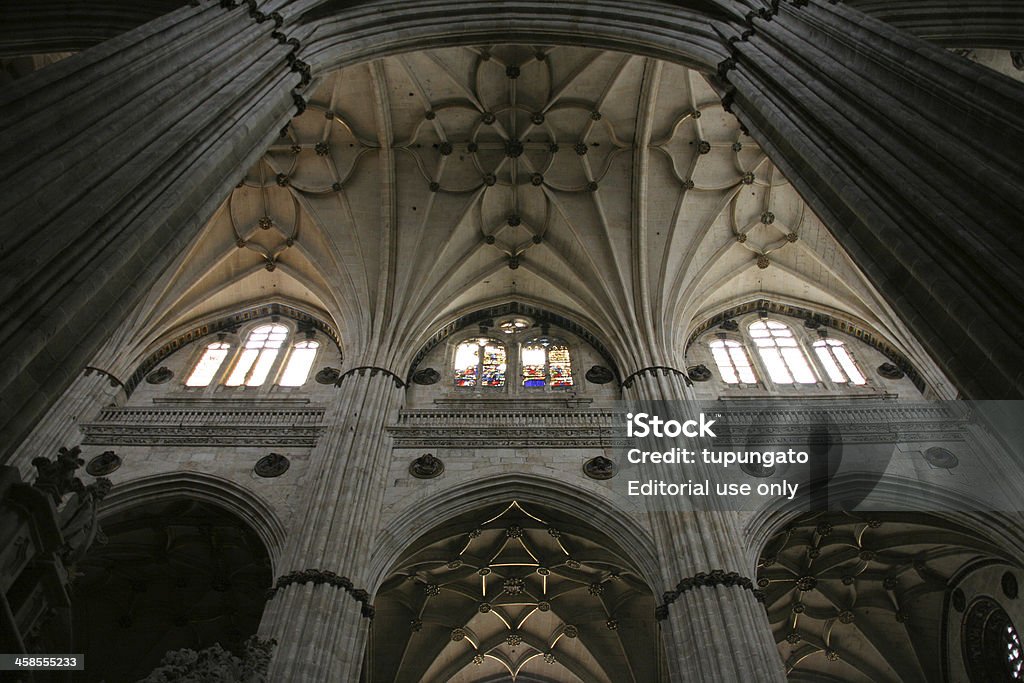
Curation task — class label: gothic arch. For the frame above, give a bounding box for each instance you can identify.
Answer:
[366,482,666,682]
[368,471,660,595]
[742,474,1024,574]
[123,300,342,396]
[406,300,622,385]
[685,298,928,392]
[746,486,1024,682]
[99,471,287,572]
[3,0,1022,460]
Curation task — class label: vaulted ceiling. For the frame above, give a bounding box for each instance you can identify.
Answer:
[370,501,661,682]
[113,44,936,377]
[759,512,1012,682]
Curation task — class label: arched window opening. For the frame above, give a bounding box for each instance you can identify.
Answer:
[749,320,816,385]
[813,338,866,385]
[709,339,757,384]
[226,324,289,387]
[185,341,231,387]
[454,338,507,388]
[521,339,573,388]
[279,340,320,386]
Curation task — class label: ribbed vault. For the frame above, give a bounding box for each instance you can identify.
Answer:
[369,501,663,682]
[125,44,931,382]
[758,512,1016,682]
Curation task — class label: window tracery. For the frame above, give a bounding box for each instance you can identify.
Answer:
[521,339,573,388]
[813,338,866,385]
[225,324,290,387]
[709,338,757,385]
[748,320,817,385]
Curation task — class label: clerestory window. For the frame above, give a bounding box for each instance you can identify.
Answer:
[521,339,574,388]
[709,338,757,384]
[279,339,320,386]
[185,342,232,387]
[225,324,289,387]
[454,338,507,388]
[748,320,817,385]
[812,338,866,385]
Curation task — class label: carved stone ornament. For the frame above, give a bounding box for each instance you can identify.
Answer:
[923,447,958,469]
[410,453,444,479]
[315,366,341,384]
[86,450,122,476]
[585,365,614,384]
[139,636,276,683]
[687,364,712,382]
[254,453,290,478]
[877,362,905,380]
[145,366,174,384]
[412,367,441,385]
[656,570,763,620]
[583,455,616,480]
[1003,571,1019,600]
[720,319,739,332]
[32,446,86,503]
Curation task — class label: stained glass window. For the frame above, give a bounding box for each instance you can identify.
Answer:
[226,324,289,387]
[549,345,573,387]
[749,320,816,385]
[454,342,480,387]
[481,341,507,387]
[709,339,757,384]
[454,338,507,388]
[812,338,866,385]
[279,340,320,386]
[522,344,546,387]
[521,339,573,388]
[186,342,231,387]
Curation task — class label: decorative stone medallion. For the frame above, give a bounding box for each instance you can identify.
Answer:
[878,362,905,380]
[409,453,444,479]
[923,447,959,469]
[687,364,712,382]
[86,450,122,476]
[412,367,441,385]
[145,367,174,384]
[583,455,616,480]
[254,453,290,478]
[315,366,341,384]
[585,365,614,384]
[1004,572,1019,600]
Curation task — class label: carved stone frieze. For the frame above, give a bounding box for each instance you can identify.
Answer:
[388,403,969,448]
[80,402,325,447]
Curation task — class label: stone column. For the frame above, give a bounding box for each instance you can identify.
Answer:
[258,369,404,680]
[623,369,785,682]
[0,1,188,57]
[714,0,1024,399]
[0,0,310,461]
